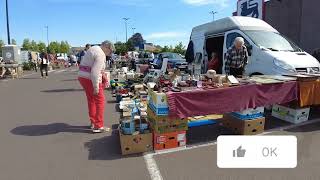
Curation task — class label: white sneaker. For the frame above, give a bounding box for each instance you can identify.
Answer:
[92,127,111,133]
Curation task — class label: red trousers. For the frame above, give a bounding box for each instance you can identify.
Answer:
[78,77,105,128]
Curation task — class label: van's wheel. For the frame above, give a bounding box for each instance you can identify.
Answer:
[250,72,264,77]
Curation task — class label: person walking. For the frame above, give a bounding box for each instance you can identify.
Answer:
[225,37,249,77]
[78,40,115,133]
[40,52,49,78]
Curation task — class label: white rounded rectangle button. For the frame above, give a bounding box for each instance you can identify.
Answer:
[217,135,297,168]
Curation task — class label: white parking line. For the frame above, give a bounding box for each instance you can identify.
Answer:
[143,154,163,180]
[143,118,320,180]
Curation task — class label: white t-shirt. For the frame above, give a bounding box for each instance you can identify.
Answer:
[42,58,49,65]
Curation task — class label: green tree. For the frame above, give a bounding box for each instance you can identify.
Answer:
[126,39,135,51]
[161,46,170,52]
[48,41,62,54]
[60,41,70,53]
[11,39,17,45]
[31,40,39,52]
[38,42,46,53]
[128,33,144,46]
[22,39,32,50]
[173,42,186,55]
[0,39,4,57]
[115,41,128,55]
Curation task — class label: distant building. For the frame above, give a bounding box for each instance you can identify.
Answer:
[234,0,320,53]
[135,43,158,52]
[264,0,320,53]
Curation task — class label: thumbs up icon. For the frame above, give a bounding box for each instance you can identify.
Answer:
[233,146,246,158]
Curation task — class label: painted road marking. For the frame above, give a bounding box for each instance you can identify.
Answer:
[143,154,163,180]
[143,118,320,179]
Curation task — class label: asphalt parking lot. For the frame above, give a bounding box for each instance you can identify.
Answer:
[1,68,320,180]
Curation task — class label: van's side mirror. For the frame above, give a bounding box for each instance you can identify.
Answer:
[247,45,253,56]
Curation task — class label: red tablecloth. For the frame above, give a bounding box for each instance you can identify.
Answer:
[167,81,298,118]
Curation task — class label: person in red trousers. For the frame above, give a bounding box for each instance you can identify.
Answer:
[78,40,115,133]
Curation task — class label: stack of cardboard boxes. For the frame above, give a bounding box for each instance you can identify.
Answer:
[148,89,188,151]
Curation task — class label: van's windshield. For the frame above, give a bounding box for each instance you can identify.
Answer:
[244,30,302,52]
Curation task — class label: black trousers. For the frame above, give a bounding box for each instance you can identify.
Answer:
[229,67,244,77]
[33,62,38,72]
[40,64,48,77]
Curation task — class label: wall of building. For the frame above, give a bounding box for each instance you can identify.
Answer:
[300,0,320,53]
[264,0,302,45]
[264,0,320,53]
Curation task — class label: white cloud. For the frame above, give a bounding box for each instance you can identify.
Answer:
[145,32,188,40]
[182,0,230,7]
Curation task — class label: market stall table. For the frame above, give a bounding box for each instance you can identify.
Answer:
[298,79,320,107]
[167,81,298,118]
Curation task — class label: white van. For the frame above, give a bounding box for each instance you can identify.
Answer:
[186,16,320,75]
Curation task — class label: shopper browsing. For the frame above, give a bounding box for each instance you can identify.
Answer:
[78,40,115,133]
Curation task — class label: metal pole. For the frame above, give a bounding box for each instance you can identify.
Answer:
[125,22,128,42]
[45,26,49,52]
[123,18,129,42]
[210,11,217,21]
[132,27,136,35]
[6,0,11,44]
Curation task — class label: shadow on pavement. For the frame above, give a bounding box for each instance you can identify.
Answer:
[264,114,292,130]
[84,124,124,160]
[21,77,41,80]
[187,124,235,145]
[61,79,78,82]
[286,121,320,133]
[11,123,91,136]
[115,104,121,112]
[41,88,84,93]
[107,100,117,104]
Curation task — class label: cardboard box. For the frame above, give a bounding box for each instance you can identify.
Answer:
[119,129,153,155]
[222,114,265,135]
[151,123,188,134]
[153,131,187,151]
[147,107,181,125]
[235,107,265,116]
[231,107,264,120]
[148,89,168,108]
[272,104,310,124]
[148,101,169,116]
[147,107,188,133]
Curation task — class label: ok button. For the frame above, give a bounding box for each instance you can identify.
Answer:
[217,136,297,168]
[262,147,278,157]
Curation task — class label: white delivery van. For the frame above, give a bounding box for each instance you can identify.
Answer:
[186,16,320,75]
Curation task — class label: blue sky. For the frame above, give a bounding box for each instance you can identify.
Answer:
[0,0,237,47]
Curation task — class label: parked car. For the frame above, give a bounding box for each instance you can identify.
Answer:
[155,52,188,70]
[187,16,320,75]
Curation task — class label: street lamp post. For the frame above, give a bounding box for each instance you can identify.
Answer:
[132,27,136,35]
[123,18,130,42]
[45,26,49,52]
[210,11,218,21]
[6,0,11,44]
